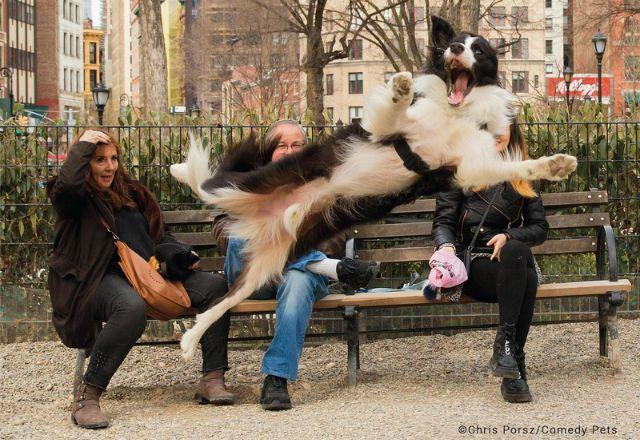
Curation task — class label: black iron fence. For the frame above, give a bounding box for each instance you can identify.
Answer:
[1,122,638,343]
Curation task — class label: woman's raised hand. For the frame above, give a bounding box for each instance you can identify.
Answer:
[79,130,111,145]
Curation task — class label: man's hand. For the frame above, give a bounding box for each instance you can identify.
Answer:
[79,130,111,145]
[487,234,508,261]
[440,245,456,256]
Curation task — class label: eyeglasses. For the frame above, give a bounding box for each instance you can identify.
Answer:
[275,142,305,151]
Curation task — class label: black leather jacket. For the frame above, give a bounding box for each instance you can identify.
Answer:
[432,183,549,252]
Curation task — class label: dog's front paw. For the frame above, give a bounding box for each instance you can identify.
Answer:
[391,72,413,103]
[543,154,578,180]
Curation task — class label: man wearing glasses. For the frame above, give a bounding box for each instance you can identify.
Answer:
[215,119,378,410]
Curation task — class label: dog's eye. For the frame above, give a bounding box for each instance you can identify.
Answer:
[474,49,483,56]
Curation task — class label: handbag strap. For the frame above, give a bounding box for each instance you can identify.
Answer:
[467,186,501,252]
[99,217,120,242]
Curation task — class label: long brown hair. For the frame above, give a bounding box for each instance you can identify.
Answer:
[505,123,536,198]
[47,129,164,240]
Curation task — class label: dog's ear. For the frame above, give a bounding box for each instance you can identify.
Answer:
[430,16,455,49]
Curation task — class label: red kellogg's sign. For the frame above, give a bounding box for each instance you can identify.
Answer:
[548,74,613,104]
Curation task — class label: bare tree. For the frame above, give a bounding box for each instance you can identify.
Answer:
[253,0,403,125]
[138,0,169,116]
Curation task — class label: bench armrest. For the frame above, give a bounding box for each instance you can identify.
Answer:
[597,224,619,282]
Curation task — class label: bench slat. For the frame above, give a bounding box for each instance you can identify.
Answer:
[340,279,632,308]
[547,213,610,228]
[356,239,599,262]
[163,210,220,225]
[199,257,226,272]
[172,232,217,247]
[388,191,608,215]
[230,293,346,313]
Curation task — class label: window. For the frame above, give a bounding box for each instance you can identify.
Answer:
[490,38,506,59]
[90,69,97,90]
[512,71,528,93]
[76,71,80,92]
[546,63,554,74]
[75,5,79,23]
[70,71,74,93]
[63,0,67,19]
[211,79,222,92]
[488,7,506,26]
[563,15,568,29]
[414,6,425,28]
[325,41,333,54]
[326,11,334,31]
[349,106,363,123]
[348,72,363,94]
[546,40,553,55]
[511,6,528,23]
[546,0,552,7]
[325,73,334,95]
[63,68,68,91]
[545,17,553,29]
[63,32,68,55]
[624,56,640,80]
[326,107,334,121]
[534,75,539,88]
[623,17,640,44]
[89,42,96,64]
[76,37,80,59]
[511,38,528,59]
[348,39,363,60]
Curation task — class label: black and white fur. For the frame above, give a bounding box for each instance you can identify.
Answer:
[170,17,577,360]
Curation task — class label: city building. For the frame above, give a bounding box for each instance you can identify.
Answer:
[7,0,36,110]
[82,18,103,112]
[35,0,85,122]
[569,0,640,115]
[162,0,185,107]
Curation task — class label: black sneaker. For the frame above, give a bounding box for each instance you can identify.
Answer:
[337,258,380,289]
[490,323,519,379]
[260,375,292,411]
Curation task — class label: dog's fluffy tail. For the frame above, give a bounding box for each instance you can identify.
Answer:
[170,133,221,205]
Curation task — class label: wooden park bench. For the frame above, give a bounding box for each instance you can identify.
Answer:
[73,190,632,391]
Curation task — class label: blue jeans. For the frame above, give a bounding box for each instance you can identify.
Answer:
[224,237,329,381]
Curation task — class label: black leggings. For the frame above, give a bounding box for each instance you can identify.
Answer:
[84,271,230,390]
[463,240,538,352]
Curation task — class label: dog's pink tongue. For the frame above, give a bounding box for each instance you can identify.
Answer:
[448,72,470,106]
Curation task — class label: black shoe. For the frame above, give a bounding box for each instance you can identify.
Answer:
[501,351,532,403]
[337,258,380,289]
[260,375,292,411]
[490,323,519,379]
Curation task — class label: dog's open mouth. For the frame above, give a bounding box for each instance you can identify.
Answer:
[447,61,475,107]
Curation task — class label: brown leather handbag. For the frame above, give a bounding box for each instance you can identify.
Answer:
[101,219,192,321]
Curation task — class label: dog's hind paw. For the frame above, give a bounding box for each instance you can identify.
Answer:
[391,72,413,103]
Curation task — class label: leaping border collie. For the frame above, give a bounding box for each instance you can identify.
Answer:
[170,16,577,360]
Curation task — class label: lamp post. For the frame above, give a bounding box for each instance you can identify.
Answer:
[592,32,607,110]
[0,67,14,118]
[92,82,110,125]
[190,103,200,118]
[563,66,574,115]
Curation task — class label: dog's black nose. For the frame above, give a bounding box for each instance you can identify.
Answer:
[450,43,464,55]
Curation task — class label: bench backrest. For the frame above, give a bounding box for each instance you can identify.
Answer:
[163,191,609,272]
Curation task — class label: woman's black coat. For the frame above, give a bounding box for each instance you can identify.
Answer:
[432,183,549,253]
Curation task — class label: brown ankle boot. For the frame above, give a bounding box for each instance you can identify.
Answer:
[72,382,108,429]
[195,369,235,405]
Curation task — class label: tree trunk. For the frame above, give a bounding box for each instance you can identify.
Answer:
[138,0,169,116]
[459,0,480,33]
[306,65,326,125]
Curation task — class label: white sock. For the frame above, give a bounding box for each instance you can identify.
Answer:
[307,258,340,280]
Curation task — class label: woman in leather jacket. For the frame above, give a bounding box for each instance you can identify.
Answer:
[432,124,549,403]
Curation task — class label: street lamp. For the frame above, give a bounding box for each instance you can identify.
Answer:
[190,103,200,118]
[592,32,607,109]
[563,65,574,114]
[92,82,110,125]
[0,67,14,118]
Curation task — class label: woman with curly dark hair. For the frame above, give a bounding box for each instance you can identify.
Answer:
[47,129,232,429]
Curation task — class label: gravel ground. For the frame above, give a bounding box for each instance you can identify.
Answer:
[1,319,638,439]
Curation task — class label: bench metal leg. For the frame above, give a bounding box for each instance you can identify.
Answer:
[343,306,360,386]
[73,349,86,398]
[606,292,624,373]
[597,296,608,357]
